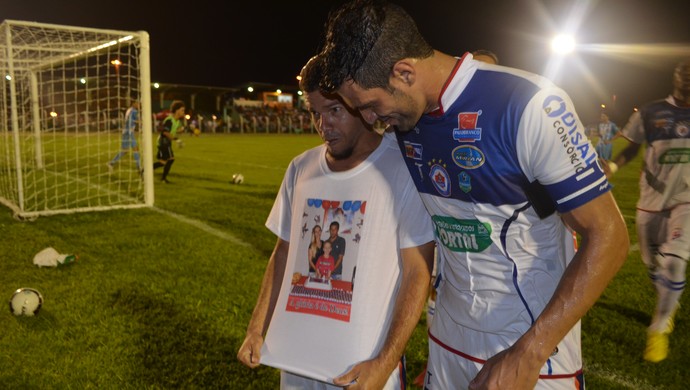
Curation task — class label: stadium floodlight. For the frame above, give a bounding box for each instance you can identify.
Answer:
[0,20,154,219]
[551,34,576,55]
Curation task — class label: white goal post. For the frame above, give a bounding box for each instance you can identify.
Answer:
[0,20,154,219]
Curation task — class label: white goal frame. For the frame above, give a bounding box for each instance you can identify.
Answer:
[0,20,154,219]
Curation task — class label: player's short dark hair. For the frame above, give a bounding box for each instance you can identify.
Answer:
[299,55,326,93]
[320,0,433,92]
[170,100,185,113]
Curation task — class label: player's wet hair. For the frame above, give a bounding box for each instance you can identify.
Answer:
[299,55,326,93]
[320,0,433,92]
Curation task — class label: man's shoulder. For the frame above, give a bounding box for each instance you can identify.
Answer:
[290,144,324,167]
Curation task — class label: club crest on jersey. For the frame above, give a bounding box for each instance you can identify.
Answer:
[452,145,485,169]
[403,141,423,160]
[458,171,472,193]
[672,228,683,240]
[428,159,451,197]
[453,111,482,142]
[675,122,690,137]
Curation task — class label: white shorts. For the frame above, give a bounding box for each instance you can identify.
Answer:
[637,204,690,265]
[424,334,585,390]
[280,359,405,390]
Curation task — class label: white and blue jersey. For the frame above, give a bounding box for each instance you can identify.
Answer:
[621,96,690,211]
[124,106,139,134]
[121,106,139,149]
[397,54,609,384]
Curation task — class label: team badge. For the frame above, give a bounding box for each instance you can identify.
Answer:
[672,228,683,240]
[403,141,423,160]
[675,122,690,137]
[452,145,485,169]
[458,171,471,193]
[428,159,451,197]
[453,111,482,142]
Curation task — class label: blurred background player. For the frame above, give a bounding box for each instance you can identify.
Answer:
[153,100,185,183]
[594,112,619,161]
[606,58,690,363]
[107,100,142,176]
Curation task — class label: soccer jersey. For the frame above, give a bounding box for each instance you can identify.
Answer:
[396,53,610,382]
[124,106,139,134]
[262,132,434,383]
[598,121,618,142]
[621,96,690,211]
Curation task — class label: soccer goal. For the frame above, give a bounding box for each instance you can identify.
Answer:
[0,20,154,219]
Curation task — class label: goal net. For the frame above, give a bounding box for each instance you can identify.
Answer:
[0,20,154,219]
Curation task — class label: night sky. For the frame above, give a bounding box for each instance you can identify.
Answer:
[3,0,690,124]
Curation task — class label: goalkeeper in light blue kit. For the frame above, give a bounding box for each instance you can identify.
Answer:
[107,100,142,175]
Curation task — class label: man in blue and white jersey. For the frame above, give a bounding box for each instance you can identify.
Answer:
[607,59,690,363]
[107,100,142,175]
[319,1,630,388]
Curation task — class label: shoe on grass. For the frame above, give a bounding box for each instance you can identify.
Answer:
[644,330,669,363]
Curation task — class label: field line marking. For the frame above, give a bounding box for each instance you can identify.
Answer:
[153,206,252,248]
[584,363,660,390]
[183,155,286,171]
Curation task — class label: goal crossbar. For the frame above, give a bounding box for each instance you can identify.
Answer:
[0,19,154,219]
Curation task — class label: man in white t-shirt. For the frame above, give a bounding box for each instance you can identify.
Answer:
[237,55,435,389]
[606,59,690,363]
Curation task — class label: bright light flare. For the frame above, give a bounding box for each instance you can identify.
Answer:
[551,34,576,55]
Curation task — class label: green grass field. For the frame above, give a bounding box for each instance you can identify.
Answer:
[0,133,687,389]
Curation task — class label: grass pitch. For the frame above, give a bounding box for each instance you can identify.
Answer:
[0,134,687,389]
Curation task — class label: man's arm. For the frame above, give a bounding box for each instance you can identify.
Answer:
[333,241,435,388]
[469,192,629,389]
[237,238,289,368]
[332,238,346,273]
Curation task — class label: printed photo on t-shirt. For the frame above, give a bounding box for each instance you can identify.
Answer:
[286,198,367,322]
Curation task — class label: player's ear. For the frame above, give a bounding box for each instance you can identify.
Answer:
[391,59,416,87]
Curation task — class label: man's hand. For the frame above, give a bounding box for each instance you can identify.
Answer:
[237,332,263,368]
[468,345,542,390]
[598,157,617,179]
[332,358,391,389]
